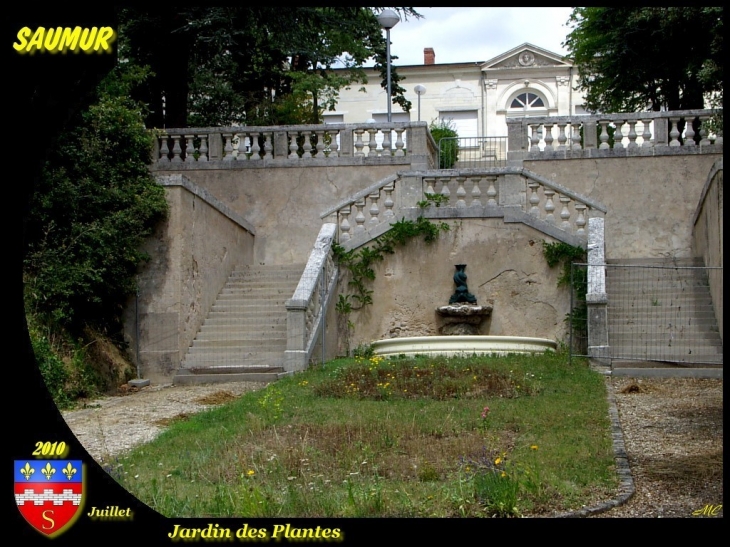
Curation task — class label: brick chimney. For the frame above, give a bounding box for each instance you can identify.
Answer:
[424,47,435,65]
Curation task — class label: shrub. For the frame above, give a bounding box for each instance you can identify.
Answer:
[430,119,459,168]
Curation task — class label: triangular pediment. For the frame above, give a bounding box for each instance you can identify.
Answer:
[482,43,572,70]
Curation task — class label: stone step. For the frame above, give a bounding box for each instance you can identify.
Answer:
[198,323,287,333]
[182,350,286,364]
[191,339,287,350]
[210,302,291,311]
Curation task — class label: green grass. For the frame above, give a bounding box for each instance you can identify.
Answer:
[113,351,616,517]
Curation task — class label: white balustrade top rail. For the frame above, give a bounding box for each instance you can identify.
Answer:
[507,109,723,159]
[152,122,436,166]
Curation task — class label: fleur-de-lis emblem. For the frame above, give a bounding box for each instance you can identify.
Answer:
[20,462,35,480]
[41,462,56,480]
[62,462,77,480]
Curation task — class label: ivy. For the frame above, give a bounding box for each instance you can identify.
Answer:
[334,217,450,312]
[541,240,587,341]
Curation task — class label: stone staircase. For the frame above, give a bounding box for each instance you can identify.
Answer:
[606,258,723,375]
[174,264,305,384]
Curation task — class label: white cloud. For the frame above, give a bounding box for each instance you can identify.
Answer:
[386,7,575,66]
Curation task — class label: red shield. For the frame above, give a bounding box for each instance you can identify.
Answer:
[15,460,84,537]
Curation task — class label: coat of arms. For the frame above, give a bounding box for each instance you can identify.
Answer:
[15,460,84,537]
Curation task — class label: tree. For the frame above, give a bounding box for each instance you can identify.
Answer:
[119,7,421,127]
[565,7,723,113]
[24,63,168,333]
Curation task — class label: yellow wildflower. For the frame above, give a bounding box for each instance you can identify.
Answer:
[246,469,255,476]
[530,445,538,450]
[494,457,502,465]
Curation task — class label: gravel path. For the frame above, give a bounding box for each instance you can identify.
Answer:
[60,375,723,518]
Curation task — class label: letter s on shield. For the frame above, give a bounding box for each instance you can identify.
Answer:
[15,460,85,537]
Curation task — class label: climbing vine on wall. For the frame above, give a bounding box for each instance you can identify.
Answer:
[541,240,588,342]
[334,216,450,312]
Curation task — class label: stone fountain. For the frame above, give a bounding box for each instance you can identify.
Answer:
[371,263,556,357]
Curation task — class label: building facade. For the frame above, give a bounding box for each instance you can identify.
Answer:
[328,43,586,139]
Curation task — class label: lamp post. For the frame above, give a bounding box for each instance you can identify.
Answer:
[414,84,426,122]
[377,9,399,123]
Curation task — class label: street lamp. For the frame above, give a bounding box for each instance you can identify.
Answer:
[414,84,426,122]
[377,9,400,123]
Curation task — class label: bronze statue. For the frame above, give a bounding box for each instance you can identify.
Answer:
[449,264,477,304]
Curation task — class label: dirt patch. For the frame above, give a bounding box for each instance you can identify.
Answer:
[195,391,238,405]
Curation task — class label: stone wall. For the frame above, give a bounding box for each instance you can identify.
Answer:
[339,218,572,351]
[524,154,722,259]
[123,176,255,383]
[692,159,723,340]
[165,165,405,266]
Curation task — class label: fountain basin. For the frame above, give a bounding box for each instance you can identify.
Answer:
[371,335,557,358]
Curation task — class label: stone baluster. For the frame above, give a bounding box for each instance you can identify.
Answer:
[158,136,170,162]
[354,129,365,156]
[684,117,696,146]
[668,118,681,147]
[529,124,541,152]
[247,132,259,160]
[382,129,392,156]
[559,195,572,231]
[302,132,313,159]
[263,132,273,159]
[556,123,568,150]
[485,176,497,207]
[574,203,587,237]
[328,130,339,157]
[171,135,183,162]
[641,119,653,147]
[439,176,451,202]
[571,123,582,151]
[543,124,554,152]
[383,182,395,220]
[470,175,483,206]
[368,192,381,227]
[394,128,405,156]
[627,121,639,149]
[222,133,235,161]
[424,176,436,195]
[613,121,625,149]
[339,207,352,242]
[315,130,326,158]
[184,134,196,162]
[454,176,467,207]
[198,134,208,162]
[289,132,300,159]
[698,117,711,146]
[354,200,366,234]
[367,127,378,157]
[543,188,556,223]
[598,120,610,149]
[528,181,540,215]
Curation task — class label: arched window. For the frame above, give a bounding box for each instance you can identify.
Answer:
[509,92,545,111]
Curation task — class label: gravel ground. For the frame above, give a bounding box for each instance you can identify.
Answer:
[60,375,723,518]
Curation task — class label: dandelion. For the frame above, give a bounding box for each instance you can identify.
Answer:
[530,445,538,450]
[494,457,502,465]
[247,469,255,476]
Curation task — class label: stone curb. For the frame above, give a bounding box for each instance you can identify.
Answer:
[548,363,635,518]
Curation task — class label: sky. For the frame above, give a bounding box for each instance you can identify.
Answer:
[369,7,575,66]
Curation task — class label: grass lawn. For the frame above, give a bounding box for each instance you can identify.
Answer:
[113,351,617,517]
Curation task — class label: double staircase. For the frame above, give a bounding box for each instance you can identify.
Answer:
[174,264,304,384]
[606,258,723,374]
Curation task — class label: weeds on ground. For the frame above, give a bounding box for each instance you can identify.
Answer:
[115,351,615,517]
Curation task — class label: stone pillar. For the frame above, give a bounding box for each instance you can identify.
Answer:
[586,216,610,364]
[274,131,289,159]
[207,132,222,160]
[582,117,598,150]
[284,298,308,372]
[506,119,527,165]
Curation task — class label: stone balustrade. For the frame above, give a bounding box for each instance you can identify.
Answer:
[507,109,722,161]
[285,223,338,371]
[153,122,434,167]
[325,168,607,251]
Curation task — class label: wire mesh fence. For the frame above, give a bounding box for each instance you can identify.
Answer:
[568,261,723,365]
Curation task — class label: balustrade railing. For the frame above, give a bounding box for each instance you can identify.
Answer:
[154,122,424,164]
[507,109,722,158]
[285,224,338,371]
[325,168,606,250]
